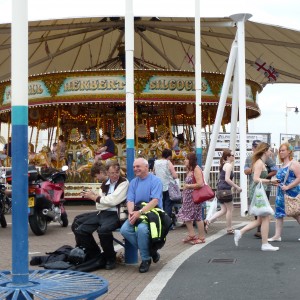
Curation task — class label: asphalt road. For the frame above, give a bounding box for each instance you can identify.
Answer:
[158,221,300,300]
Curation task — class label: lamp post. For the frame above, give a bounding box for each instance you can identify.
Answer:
[285,105,299,133]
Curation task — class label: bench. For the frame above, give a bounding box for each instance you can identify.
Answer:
[113,229,138,264]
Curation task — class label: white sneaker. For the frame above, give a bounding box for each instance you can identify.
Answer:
[261,243,279,251]
[234,229,241,246]
[267,237,282,242]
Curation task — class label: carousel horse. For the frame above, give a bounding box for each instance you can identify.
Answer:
[76,142,94,173]
[150,137,170,157]
[29,146,52,168]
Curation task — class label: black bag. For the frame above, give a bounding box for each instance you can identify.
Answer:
[216,189,232,201]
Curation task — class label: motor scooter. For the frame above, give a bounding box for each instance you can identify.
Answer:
[5,165,69,235]
[0,182,8,228]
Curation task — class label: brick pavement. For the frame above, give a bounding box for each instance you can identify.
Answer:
[0,203,265,299]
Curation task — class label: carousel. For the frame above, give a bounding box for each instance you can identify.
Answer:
[1,15,286,199]
[0,66,262,197]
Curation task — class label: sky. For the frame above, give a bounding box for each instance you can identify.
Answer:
[0,0,300,148]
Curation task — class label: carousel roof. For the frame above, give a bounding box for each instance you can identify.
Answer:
[0,17,300,85]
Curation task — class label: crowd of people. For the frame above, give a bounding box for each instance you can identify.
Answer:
[68,139,300,274]
[3,132,297,273]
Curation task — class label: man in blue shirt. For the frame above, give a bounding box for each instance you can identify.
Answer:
[120,157,163,273]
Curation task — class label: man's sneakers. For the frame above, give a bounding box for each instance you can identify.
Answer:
[261,243,279,251]
[139,259,151,273]
[234,229,242,246]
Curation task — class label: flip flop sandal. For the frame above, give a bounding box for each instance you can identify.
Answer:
[182,235,197,243]
[190,237,206,245]
[204,220,210,233]
[227,229,235,235]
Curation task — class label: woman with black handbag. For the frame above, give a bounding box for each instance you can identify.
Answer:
[204,149,242,234]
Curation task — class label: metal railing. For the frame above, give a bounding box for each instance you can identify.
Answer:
[174,165,277,205]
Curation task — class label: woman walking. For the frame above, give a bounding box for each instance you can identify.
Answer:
[177,152,205,244]
[234,142,279,251]
[153,148,179,219]
[205,149,242,234]
[268,142,300,242]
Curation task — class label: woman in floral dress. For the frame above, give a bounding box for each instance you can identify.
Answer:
[268,142,300,242]
[177,152,205,244]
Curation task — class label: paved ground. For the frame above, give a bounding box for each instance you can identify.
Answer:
[0,200,299,299]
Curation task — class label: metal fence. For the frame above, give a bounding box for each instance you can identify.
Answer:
[174,164,277,205]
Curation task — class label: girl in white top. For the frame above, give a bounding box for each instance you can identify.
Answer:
[153,148,179,218]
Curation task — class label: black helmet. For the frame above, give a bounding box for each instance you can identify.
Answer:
[68,247,87,265]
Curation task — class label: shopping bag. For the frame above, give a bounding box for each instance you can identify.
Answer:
[284,194,300,217]
[249,182,274,216]
[205,197,218,220]
[168,181,182,202]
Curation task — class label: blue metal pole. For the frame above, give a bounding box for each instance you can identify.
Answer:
[11,0,29,284]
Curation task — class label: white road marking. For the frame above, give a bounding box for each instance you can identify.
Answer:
[137,222,249,300]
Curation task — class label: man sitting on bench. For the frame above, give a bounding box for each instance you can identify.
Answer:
[120,157,163,273]
[72,161,129,270]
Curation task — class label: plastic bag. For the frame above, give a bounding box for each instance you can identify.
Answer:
[205,197,218,220]
[249,182,274,216]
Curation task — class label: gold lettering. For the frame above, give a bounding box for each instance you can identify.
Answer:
[176,80,184,91]
[90,80,98,90]
[149,80,156,90]
[80,80,89,90]
[169,80,176,91]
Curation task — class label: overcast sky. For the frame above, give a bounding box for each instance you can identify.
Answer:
[1,0,300,147]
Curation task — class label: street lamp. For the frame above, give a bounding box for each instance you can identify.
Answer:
[285,105,299,133]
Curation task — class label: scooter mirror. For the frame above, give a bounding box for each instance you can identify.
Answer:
[61,165,69,171]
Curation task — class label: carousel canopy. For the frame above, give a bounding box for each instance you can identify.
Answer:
[0,17,300,85]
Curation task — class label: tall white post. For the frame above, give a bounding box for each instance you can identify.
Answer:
[229,63,239,151]
[204,41,237,181]
[125,0,135,181]
[230,14,252,216]
[195,0,202,166]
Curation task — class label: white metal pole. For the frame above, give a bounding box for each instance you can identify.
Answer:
[125,0,135,181]
[204,41,237,182]
[229,62,239,151]
[230,13,252,217]
[195,0,202,167]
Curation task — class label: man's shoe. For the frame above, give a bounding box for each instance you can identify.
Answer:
[105,260,116,270]
[152,252,160,263]
[139,260,151,273]
[261,243,279,251]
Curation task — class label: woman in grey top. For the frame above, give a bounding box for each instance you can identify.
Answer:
[153,148,179,218]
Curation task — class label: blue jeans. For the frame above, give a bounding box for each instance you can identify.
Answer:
[120,220,150,261]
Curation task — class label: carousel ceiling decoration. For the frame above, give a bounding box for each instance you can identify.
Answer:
[0,16,300,85]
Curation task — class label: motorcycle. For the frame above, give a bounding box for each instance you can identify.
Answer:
[0,182,8,228]
[6,165,69,235]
